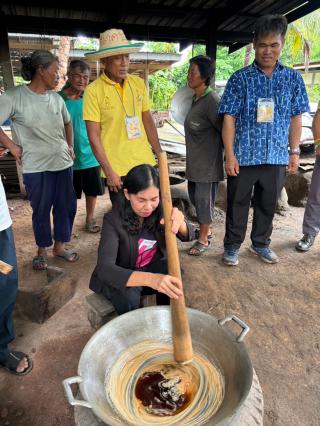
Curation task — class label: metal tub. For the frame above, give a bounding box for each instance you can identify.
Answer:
[63,306,252,425]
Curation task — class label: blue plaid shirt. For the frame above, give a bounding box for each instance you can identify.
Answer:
[219,61,309,166]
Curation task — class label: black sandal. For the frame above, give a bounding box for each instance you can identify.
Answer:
[0,351,33,376]
[32,255,48,271]
[188,240,211,256]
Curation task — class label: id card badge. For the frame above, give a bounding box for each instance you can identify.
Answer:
[257,98,275,123]
[125,116,142,140]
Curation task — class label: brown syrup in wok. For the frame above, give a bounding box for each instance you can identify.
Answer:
[135,370,191,416]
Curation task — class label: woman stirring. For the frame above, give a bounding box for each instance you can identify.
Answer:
[90,164,194,314]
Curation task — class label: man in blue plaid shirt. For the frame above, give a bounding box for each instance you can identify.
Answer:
[219,14,309,266]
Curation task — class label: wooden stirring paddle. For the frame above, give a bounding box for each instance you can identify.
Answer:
[158,152,193,364]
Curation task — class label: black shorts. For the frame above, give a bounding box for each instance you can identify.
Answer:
[73,166,105,199]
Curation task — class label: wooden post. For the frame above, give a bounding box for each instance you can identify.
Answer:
[0,12,14,90]
[144,63,149,92]
[206,18,217,88]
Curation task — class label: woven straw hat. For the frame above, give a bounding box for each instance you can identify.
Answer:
[85,29,143,60]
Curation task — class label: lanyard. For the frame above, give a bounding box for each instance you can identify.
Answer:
[114,80,135,117]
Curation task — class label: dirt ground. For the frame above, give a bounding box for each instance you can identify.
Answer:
[0,190,319,426]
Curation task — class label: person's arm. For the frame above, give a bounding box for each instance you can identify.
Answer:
[313,108,320,156]
[96,213,182,299]
[159,207,193,241]
[141,110,162,156]
[127,271,182,299]
[64,121,75,160]
[85,121,122,191]
[222,114,239,176]
[218,73,244,177]
[0,93,22,163]
[0,129,22,164]
[287,114,302,173]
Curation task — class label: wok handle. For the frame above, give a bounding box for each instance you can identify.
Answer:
[218,315,250,342]
[62,376,92,408]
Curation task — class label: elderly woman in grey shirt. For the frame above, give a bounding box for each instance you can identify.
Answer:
[184,55,224,255]
[0,50,78,270]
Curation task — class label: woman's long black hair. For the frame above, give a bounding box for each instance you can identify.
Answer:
[119,164,162,235]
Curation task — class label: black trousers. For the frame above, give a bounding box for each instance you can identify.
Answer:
[101,258,170,315]
[108,176,125,208]
[224,165,286,249]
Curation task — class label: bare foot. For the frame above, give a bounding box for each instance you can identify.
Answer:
[16,357,29,373]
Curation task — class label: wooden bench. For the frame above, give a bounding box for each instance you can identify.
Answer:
[85,293,117,330]
[85,293,157,330]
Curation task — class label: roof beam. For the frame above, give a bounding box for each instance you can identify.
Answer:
[228,42,249,54]
[5,15,252,44]
[285,0,320,23]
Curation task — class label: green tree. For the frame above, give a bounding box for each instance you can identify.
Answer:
[73,37,98,51]
[284,10,320,68]
[149,70,177,110]
[144,41,178,53]
[282,10,320,101]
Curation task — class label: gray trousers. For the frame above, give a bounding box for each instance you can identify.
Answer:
[188,181,218,224]
[303,156,320,237]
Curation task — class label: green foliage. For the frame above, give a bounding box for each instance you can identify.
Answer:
[149,70,177,110]
[283,10,320,65]
[73,37,98,51]
[148,43,248,109]
[216,47,245,79]
[14,76,28,85]
[144,41,178,53]
[306,85,320,103]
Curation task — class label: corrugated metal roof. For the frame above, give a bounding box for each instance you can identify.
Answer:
[1,0,319,46]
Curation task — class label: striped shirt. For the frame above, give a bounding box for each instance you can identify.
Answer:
[219,61,309,166]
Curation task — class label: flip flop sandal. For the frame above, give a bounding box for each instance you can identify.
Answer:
[32,255,48,270]
[194,229,212,240]
[188,240,211,256]
[0,351,33,376]
[54,249,79,263]
[85,221,100,233]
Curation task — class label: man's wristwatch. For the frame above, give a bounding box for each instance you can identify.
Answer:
[289,147,301,155]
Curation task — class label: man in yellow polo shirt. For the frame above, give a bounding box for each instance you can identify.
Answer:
[83,28,162,204]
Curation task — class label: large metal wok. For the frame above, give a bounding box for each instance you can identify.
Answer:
[63,306,252,425]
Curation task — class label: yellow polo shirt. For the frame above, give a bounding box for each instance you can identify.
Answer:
[83,73,156,176]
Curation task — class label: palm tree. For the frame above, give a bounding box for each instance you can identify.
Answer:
[56,36,71,91]
[244,43,253,67]
[285,10,320,71]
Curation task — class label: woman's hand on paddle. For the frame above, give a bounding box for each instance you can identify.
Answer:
[152,274,183,300]
[160,207,185,234]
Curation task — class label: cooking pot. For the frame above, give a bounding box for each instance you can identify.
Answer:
[63,307,252,425]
